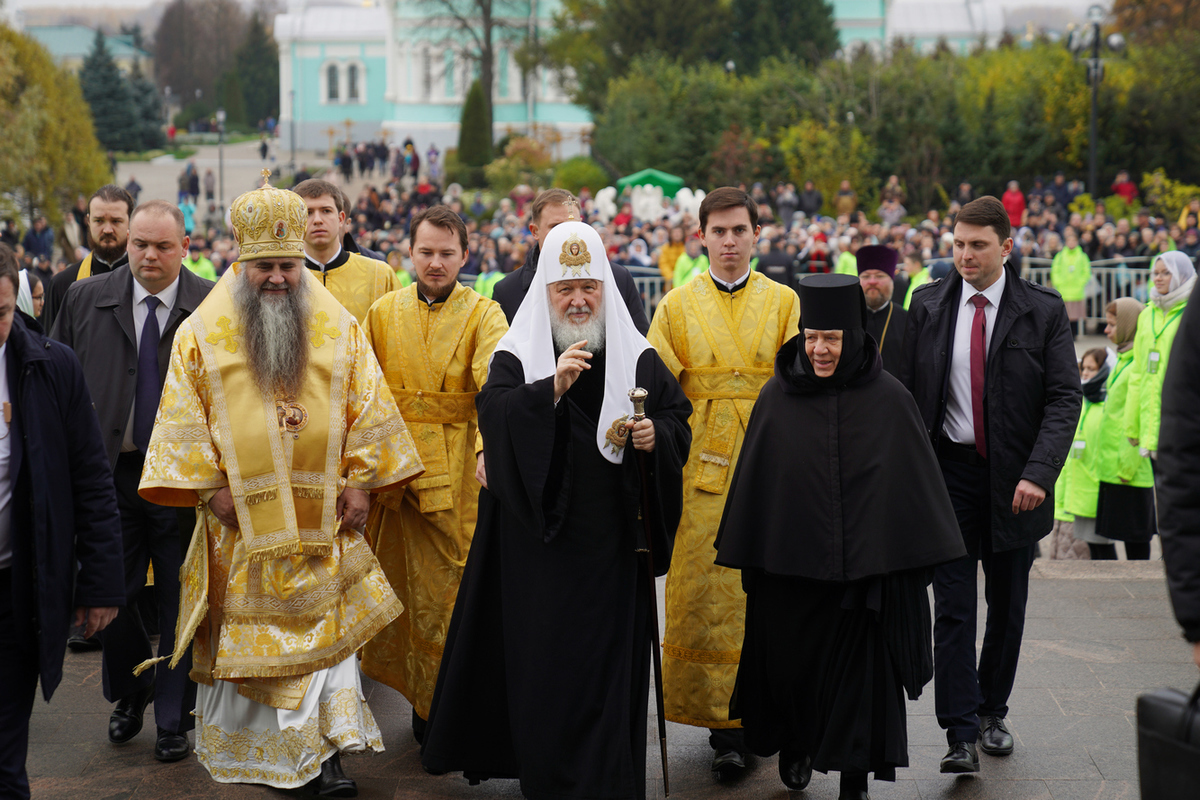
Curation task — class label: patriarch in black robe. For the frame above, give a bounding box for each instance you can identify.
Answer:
[715,273,964,800]
[421,220,692,800]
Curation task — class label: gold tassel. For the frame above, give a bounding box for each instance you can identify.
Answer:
[245,488,279,506]
[133,655,169,677]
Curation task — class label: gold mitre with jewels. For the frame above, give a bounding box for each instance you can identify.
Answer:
[229,170,307,261]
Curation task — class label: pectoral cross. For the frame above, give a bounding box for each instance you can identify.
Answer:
[205,316,241,353]
[308,311,341,347]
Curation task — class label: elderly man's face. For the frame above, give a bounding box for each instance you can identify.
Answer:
[244,257,304,297]
[859,269,894,310]
[550,278,602,325]
[805,329,843,378]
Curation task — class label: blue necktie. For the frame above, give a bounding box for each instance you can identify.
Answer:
[133,296,161,452]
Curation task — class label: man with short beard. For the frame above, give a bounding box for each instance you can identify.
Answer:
[359,205,508,745]
[136,177,425,794]
[421,220,691,800]
[42,185,133,331]
[856,245,908,377]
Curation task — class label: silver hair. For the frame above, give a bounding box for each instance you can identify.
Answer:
[231,267,312,399]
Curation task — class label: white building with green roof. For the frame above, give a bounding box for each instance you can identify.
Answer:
[23,24,153,74]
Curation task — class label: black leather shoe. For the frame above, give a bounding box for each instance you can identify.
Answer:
[67,632,102,652]
[411,709,426,746]
[304,753,357,797]
[979,715,1014,756]
[108,683,155,744]
[939,741,980,773]
[778,750,812,790]
[712,749,747,781]
[154,727,190,762]
[837,791,870,800]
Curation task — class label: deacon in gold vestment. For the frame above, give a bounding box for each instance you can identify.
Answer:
[647,188,799,778]
[137,177,424,794]
[359,206,508,739]
[293,178,398,323]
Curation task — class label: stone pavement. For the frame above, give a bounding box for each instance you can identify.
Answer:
[26,559,1196,800]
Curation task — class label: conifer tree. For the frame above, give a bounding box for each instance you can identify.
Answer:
[235,12,279,124]
[458,79,492,169]
[79,29,142,152]
[128,59,165,149]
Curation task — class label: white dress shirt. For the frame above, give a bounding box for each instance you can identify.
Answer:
[121,276,181,453]
[943,267,1007,446]
[0,342,12,569]
[708,267,751,291]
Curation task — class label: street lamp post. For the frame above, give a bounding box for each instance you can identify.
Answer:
[289,89,296,177]
[216,107,226,210]
[1070,5,1124,196]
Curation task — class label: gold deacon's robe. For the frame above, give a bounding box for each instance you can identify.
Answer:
[138,264,424,710]
[360,282,508,719]
[313,251,400,324]
[647,270,800,728]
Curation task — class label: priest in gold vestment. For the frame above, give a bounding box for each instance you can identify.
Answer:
[293,178,398,323]
[647,188,800,779]
[360,206,508,741]
[137,178,424,795]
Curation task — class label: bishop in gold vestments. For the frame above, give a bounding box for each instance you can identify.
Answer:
[647,267,799,744]
[360,279,508,726]
[138,180,424,792]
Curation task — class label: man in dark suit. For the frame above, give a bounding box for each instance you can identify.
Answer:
[900,197,1079,776]
[492,188,651,333]
[0,245,125,799]
[41,185,133,331]
[51,200,215,764]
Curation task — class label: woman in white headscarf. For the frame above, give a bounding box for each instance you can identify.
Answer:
[1124,251,1196,459]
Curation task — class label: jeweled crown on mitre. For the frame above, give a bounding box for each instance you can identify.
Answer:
[229,169,307,261]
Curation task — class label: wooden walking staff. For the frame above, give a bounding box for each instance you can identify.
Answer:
[628,386,670,796]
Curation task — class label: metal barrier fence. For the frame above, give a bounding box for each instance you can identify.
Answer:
[470,255,1169,329]
[1019,256,1154,330]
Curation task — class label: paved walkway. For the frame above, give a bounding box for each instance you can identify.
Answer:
[27,559,1193,799]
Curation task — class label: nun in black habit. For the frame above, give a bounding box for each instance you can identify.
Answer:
[715,273,965,800]
[420,221,692,800]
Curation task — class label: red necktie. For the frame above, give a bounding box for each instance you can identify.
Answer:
[970,294,988,459]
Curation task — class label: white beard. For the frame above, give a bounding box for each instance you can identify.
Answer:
[550,298,605,355]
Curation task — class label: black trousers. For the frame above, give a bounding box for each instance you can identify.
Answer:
[933,457,1037,745]
[0,568,39,799]
[99,452,195,734]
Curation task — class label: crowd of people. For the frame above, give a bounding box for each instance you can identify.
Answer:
[4,155,1200,800]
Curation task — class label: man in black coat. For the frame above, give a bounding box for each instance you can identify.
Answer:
[492,189,651,334]
[900,197,1079,775]
[51,201,214,764]
[1158,286,1200,670]
[0,247,125,799]
[42,185,134,332]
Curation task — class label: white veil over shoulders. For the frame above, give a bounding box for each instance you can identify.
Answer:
[492,221,652,464]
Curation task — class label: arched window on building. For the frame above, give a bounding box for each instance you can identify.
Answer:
[326,63,340,102]
[347,63,360,101]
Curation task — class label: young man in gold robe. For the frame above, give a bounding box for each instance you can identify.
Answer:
[360,205,508,743]
[137,176,424,795]
[647,187,800,779]
[292,178,398,323]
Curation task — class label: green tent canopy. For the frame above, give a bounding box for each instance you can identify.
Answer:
[615,168,686,198]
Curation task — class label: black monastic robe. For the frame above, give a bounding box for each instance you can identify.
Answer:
[864,300,907,377]
[715,335,964,780]
[421,348,691,800]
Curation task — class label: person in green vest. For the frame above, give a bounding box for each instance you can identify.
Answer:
[1050,228,1091,338]
[387,250,413,287]
[672,236,709,287]
[1094,298,1155,560]
[181,242,217,281]
[474,260,504,299]
[1063,348,1113,560]
[1126,251,1196,457]
[1046,467,1085,559]
[901,253,929,310]
[833,233,861,275]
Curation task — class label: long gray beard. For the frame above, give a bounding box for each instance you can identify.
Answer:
[550,302,605,355]
[232,269,312,399]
